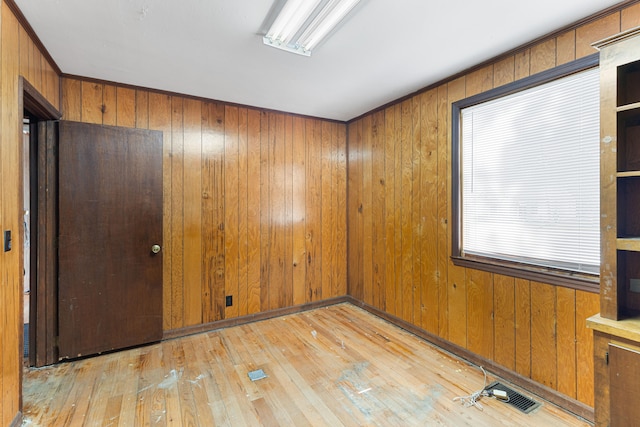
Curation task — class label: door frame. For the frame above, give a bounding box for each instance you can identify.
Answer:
[19,77,61,367]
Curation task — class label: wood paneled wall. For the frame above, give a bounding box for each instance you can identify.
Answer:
[0,1,61,425]
[60,77,348,332]
[347,4,640,408]
[3,1,640,422]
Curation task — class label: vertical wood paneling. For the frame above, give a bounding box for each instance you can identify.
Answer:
[576,291,600,406]
[18,26,28,78]
[556,287,577,399]
[494,275,515,370]
[383,107,396,315]
[38,54,48,100]
[269,113,286,309]
[1,5,20,425]
[259,111,271,311]
[371,111,385,310]
[148,92,173,329]
[102,84,117,126]
[530,39,557,75]
[466,269,494,360]
[116,87,136,128]
[436,85,449,340]
[81,81,103,124]
[246,109,262,314]
[494,56,515,87]
[575,13,620,59]
[400,100,413,323]
[531,282,557,389]
[557,31,576,65]
[446,252,467,349]
[306,119,322,302]
[622,3,640,30]
[515,279,532,377]
[136,90,149,129]
[224,105,240,319]
[335,124,348,297]
[46,60,58,108]
[201,101,225,322]
[283,115,294,310]
[390,105,402,316]
[237,107,250,317]
[332,123,343,299]
[514,50,531,80]
[420,89,438,334]
[183,98,203,326]
[24,27,34,84]
[411,96,422,322]
[0,44,4,416]
[62,78,81,121]
[321,120,334,305]
[115,85,136,126]
[465,65,493,97]
[361,115,373,306]
[29,33,39,88]
[347,119,363,300]
[292,117,307,306]
[170,97,185,328]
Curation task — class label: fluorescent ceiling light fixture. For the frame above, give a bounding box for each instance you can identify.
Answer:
[263,0,362,56]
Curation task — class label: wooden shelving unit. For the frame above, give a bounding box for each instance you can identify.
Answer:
[589,27,640,427]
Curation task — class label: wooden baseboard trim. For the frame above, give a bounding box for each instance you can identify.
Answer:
[162,296,351,340]
[10,412,23,427]
[348,297,595,423]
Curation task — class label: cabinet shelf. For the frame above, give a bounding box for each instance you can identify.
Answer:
[618,171,640,178]
[617,102,640,113]
[617,238,640,251]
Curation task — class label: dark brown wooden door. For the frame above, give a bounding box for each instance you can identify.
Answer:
[58,121,163,359]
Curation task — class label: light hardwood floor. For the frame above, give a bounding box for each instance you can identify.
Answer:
[23,303,590,426]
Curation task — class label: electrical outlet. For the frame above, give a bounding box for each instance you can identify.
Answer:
[630,279,640,293]
[3,230,11,252]
[225,295,233,307]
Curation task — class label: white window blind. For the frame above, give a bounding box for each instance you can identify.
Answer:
[460,67,600,274]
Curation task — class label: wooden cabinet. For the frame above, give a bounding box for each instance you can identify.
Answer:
[589,27,640,427]
[589,317,640,426]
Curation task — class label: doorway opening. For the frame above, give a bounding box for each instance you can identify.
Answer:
[20,77,62,368]
[22,117,31,363]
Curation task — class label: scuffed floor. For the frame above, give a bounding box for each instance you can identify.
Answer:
[23,303,590,426]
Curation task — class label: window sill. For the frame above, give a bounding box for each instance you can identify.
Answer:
[451,255,599,293]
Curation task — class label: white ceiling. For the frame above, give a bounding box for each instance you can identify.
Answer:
[16,0,623,121]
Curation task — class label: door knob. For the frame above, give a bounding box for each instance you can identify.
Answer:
[151,244,161,254]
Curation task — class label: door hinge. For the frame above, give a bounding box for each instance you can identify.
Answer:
[605,351,609,365]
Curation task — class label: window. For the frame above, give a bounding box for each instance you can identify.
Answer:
[452,55,600,290]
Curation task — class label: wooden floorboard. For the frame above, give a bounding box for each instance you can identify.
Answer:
[22,303,590,426]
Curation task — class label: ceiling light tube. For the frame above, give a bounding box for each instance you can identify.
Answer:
[298,0,360,51]
[263,0,362,56]
[266,0,322,46]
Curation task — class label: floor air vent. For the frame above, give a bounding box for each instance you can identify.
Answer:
[484,381,541,414]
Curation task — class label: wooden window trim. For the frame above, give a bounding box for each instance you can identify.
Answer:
[451,53,600,293]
